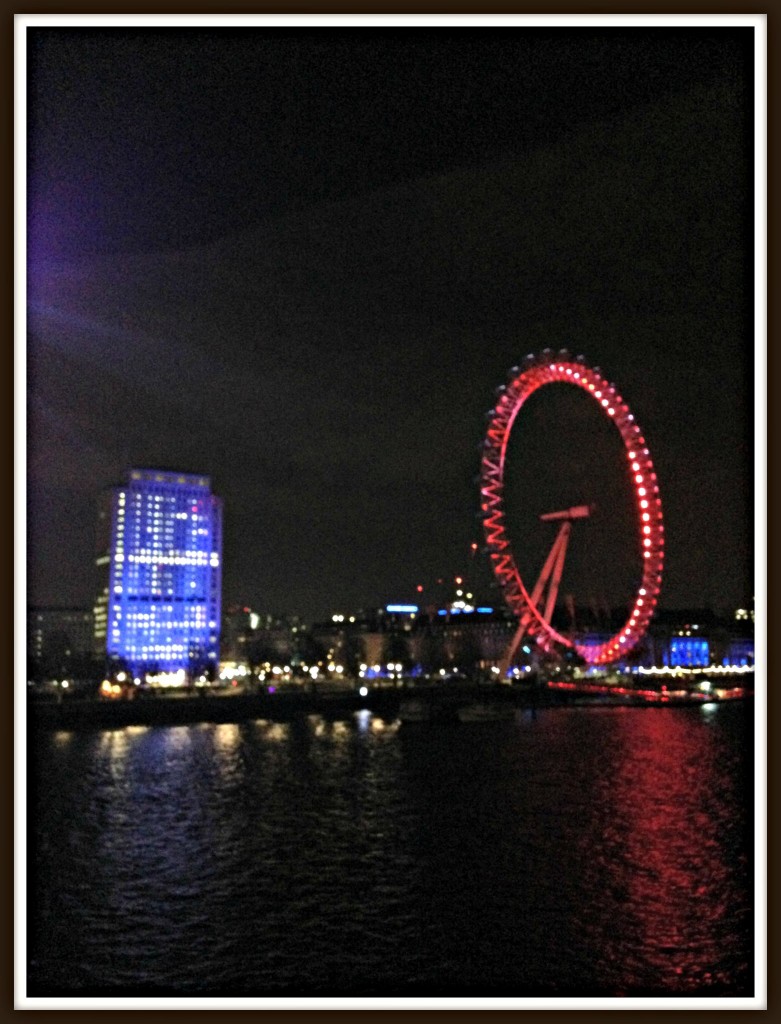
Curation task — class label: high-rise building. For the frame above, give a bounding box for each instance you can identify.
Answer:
[28,606,94,680]
[94,469,222,679]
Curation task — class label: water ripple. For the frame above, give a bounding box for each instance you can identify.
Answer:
[29,704,753,996]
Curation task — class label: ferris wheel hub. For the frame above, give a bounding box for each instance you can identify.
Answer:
[539,505,593,522]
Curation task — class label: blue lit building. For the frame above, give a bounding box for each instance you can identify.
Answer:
[95,469,222,678]
[723,638,754,668]
[663,635,710,668]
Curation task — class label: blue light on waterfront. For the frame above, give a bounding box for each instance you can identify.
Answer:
[665,637,710,667]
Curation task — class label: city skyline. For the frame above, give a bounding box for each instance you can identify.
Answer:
[26,25,757,624]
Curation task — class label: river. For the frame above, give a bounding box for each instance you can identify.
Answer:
[27,701,754,1001]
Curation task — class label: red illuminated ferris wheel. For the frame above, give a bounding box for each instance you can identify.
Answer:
[479,350,664,667]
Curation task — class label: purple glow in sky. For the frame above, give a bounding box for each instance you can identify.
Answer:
[26,26,755,622]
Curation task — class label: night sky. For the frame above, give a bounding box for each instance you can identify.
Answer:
[26,25,755,624]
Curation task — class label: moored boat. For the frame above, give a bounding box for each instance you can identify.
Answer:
[457,703,517,723]
[398,699,431,723]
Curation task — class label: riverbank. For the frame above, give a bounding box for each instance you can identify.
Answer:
[27,677,753,730]
[28,688,401,730]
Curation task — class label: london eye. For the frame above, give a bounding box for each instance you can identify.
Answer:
[479,350,664,667]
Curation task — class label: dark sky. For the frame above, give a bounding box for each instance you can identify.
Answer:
[26,26,755,623]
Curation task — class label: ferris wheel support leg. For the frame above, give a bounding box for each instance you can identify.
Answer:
[500,522,569,677]
[542,522,571,624]
[528,523,568,610]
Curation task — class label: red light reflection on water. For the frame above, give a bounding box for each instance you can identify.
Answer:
[586,709,750,994]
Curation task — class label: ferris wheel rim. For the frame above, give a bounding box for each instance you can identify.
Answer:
[479,350,664,667]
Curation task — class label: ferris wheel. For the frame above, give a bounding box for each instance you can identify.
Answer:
[479,350,664,667]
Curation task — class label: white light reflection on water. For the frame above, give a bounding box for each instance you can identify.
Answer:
[96,728,134,781]
[97,728,129,754]
[252,719,290,742]
[158,724,194,753]
[311,717,350,740]
[355,709,371,733]
[212,722,241,753]
[371,715,399,736]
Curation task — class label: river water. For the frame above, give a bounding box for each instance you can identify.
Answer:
[27,702,754,1000]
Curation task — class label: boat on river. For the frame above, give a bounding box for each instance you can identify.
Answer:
[457,703,517,723]
[398,699,431,723]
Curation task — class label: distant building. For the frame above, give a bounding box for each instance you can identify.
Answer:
[646,610,753,670]
[423,606,516,670]
[94,469,222,678]
[28,607,93,678]
[309,603,517,676]
[221,604,258,663]
[722,637,754,667]
[221,606,302,666]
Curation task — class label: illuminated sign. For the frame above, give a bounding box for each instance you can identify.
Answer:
[385,604,419,614]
